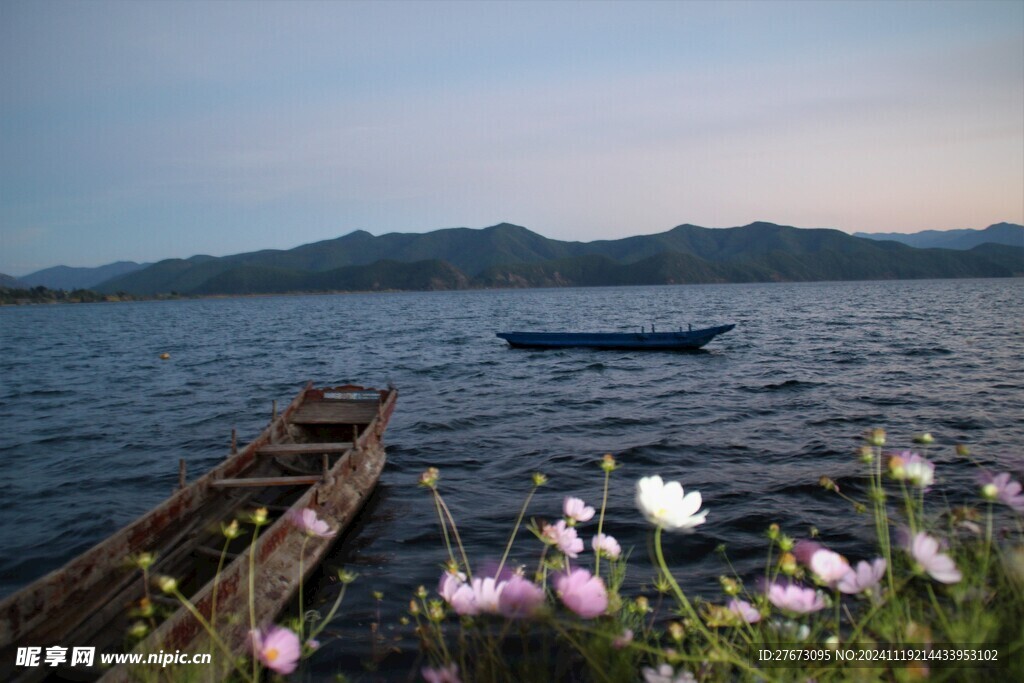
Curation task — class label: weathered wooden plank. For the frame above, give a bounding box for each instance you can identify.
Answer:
[289,402,379,424]
[211,475,320,488]
[256,442,353,455]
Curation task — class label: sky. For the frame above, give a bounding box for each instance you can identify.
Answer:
[1,1,1022,275]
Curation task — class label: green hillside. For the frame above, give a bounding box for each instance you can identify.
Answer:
[95,222,1022,296]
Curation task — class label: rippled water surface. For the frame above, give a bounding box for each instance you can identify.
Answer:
[1,280,1022,676]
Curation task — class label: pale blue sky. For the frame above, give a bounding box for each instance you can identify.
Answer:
[1,0,1021,274]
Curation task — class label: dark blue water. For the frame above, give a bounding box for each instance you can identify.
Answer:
[1,280,1022,675]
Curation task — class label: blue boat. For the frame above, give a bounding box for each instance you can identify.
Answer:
[496,324,736,350]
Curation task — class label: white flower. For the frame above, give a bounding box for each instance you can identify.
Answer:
[636,475,708,531]
[642,663,696,683]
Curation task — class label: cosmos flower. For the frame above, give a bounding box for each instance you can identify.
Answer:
[555,568,607,618]
[766,582,827,614]
[289,508,337,539]
[980,472,1024,512]
[438,570,467,603]
[642,663,697,683]
[250,626,301,675]
[497,575,546,619]
[422,663,462,683]
[888,451,935,489]
[907,532,961,584]
[591,533,622,560]
[542,520,585,558]
[837,558,887,596]
[794,541,850,588]
[728,598,762,624]
[563,496,596,524]
[635,475,708,531]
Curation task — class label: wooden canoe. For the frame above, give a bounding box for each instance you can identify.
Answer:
[0,382,397,682]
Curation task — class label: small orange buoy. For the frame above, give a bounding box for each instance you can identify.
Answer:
[159,353,170,360]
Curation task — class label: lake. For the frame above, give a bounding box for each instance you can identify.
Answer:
[1,279,1021,676]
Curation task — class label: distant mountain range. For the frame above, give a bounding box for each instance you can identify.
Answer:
[77,221,1022,296]
[854,222,1023,249]
[8,222,1020,296]
[0,273,24,287]
[17,261,149,290]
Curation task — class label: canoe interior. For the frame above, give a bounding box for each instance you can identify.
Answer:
[0,383,397,682]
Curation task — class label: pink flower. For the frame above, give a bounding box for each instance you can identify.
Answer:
[447,583,478,616]
[907,532,961,584]
[422,663,461,683]
[837,558,886,595]
[592,533,622,560]
[766,582,827,614]
[612,628,634,649]
[563,496,596,524]
[556,568,607,618]
[543,520,584,558]
[794,541,849,588]
[497,575,546,619]
[249,625,301,675]
[438,570,467,603]
[981,472,1024,512]
[437,571,477,616]
[289,508,337,539]
[727,598,761,624]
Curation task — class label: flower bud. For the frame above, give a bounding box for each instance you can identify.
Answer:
[337,568,358,584]
[372,591,384,601]
[130,552,156,570]
[956,444,970,457]
[866,428,886,447]
[127,621,149,639]
[779,535,794,552]
[418,467,440,488]
[155,575,178,594]
[601,454,618,473]
[408,600,420,616]
[250,507,269,525]
[222,519,242,539]
[818,476,838,492]
[767,523,780,540]
[416,585,428,600]
[888,455,907,480]
[532,472,548,487]
[825,635,840,649]
[858,446,874,463]
[668,621,685,643]
[634,596,650,613]
[913,433,934,445]
[719,576,740,596]
[779,552,797,575]
[981,483,999,501]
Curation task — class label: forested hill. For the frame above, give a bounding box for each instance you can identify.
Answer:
[93,222,1024,296]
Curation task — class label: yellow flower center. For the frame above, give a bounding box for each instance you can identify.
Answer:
[266,648,279,662]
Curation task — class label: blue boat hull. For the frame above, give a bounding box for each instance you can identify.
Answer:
[496,324,735,350]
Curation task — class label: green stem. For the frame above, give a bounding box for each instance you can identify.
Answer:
[298,536,310,641]
[595,468,611,578]
[248,525,259,683]
[496,484,538,577]
[435,490,472,579]
[432,493,456,568]
[210,536,231,629]
[171,588,255,683]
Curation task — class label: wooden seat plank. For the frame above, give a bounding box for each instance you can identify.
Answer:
[211,475,321,488]
[257,442,352,455]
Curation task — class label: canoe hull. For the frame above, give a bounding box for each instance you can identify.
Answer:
[0,382,397,683]
[496,324,735,350]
